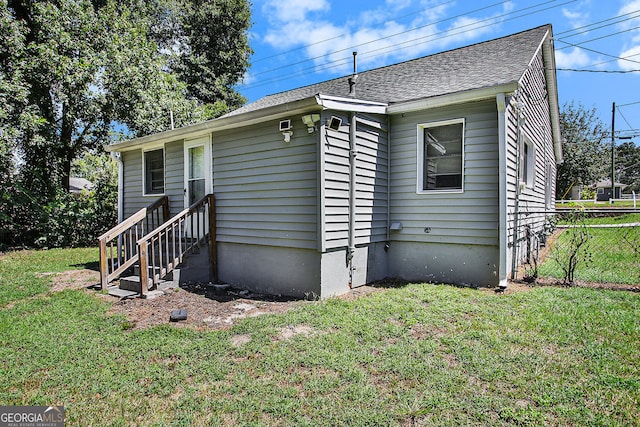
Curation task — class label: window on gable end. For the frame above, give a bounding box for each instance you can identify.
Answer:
[520,137,535,188]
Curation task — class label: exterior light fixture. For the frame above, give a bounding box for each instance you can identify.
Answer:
[280,119,293,143]
[327,116,342,131]
[282,130,293,143]
[301,114,321,133]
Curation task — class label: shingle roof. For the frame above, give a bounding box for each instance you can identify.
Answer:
[226,25,550,117]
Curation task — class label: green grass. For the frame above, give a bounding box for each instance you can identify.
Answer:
[557,200,639,208]
[0,247,98,306]
[1,249,639,426]
[556,213,640,226]
[539,225,640,284]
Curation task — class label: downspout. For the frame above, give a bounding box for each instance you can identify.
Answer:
[386,115,391,247]
[510,90,523,280]
[496,94,509,289]
[348,111,358,287]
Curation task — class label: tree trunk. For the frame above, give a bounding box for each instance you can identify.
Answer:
[60,105,74,192]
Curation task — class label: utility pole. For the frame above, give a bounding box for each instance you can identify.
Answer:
[611,102,616,201]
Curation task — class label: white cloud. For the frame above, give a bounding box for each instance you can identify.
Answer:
[260,0,513,76]
[618,0,640,25]
[560,1,591,30]
[617,0,640,39]
[555,47,591,68]
[618,45,640,70]
[615,1,640,71]
[262,0,331,23]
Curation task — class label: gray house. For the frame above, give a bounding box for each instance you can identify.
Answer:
[595,180,627,201]
[102,24,562,298]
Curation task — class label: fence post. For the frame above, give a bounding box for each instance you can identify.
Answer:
[208,194,218,283]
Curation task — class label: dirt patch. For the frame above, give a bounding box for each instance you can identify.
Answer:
[277,325,316,341]
[108,285,383,332]
[108,286,308,331]
[37,269,100,292]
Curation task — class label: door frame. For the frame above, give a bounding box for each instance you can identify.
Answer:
[183,135,212,208]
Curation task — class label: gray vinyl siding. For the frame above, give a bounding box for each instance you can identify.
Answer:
[506,50,557,263]
[121,140,184,220]
[389,100,499,246]
[122,149,145,220]
[212,116,318,250]
[320,111,389,250]
[165,140,185,215]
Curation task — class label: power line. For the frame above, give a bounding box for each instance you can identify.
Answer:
[241,0,576,90]
[555,38,640,65]
[571,51,640,70]
[618,101,640,108]
[556,68,640,73]
[555,10,640,39]
[616,106,636,131]
[555,25,640,58]
[250,0,459,64]
[248,0,513,79]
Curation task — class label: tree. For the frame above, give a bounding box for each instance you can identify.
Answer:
[616,141,640,193]
[557,102,609,199]
[0,0,251,248]
[2,0,251,192]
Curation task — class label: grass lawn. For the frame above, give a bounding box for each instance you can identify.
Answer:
[1,248,639,426]
[556,200,639,209]
[538,214,640,285]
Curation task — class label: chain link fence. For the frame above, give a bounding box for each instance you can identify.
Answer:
[512,209,640,287]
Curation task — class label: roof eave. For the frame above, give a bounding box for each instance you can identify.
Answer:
[106,96,324,152]
[386,83,519,114]
[542,30,563,164]
[105,94,388,153]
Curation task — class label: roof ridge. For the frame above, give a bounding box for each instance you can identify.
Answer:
[255,24,551,100]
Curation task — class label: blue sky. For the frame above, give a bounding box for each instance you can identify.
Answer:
[238,0,640,139]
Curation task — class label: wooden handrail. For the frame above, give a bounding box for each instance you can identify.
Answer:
[136,194,216,295]
[98,196,169,289]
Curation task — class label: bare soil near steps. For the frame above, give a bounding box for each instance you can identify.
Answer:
[45,268,637,332]
[46,268,382,331]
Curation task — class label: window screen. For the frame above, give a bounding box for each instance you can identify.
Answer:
[144,149,164,195]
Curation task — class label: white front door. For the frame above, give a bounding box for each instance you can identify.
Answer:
[184,136,212,237]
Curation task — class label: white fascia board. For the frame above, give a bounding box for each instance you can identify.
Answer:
[542,32,563,164]
[520,27,562,164]
[386,83,519,114]
[106,96,323,152]
[317,94,387,114]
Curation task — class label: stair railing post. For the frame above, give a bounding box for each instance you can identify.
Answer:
[162,195,170,224]
[99,238,108,289]
[139,240,149,296]
[208,194,218,282]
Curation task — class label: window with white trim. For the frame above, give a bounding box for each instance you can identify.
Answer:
[144,148,164,195]
[417,119,464,192]
[520,137,535,188]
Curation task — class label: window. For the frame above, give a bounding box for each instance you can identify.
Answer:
[545,164,553,209]
[144,148,164,195]
[417,119,464,192]
[520,137,535,188]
